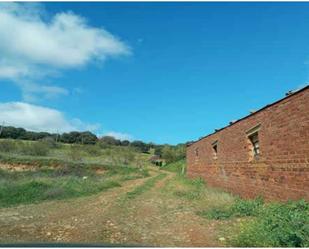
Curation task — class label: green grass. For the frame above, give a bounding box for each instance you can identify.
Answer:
[191,187,309,247]
[124,173,167,200]
[172,176,206,200]
[0,175,121,208]
[0,149,150,208]
[231,200,309,247]
[162,159,185,174]
[161,174,234,212]
[106,165,150,178]
[0,138,153,167]
[197,196,264,220]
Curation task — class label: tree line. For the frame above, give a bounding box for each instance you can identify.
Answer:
[0,125,187,162]
[0,126,98,144]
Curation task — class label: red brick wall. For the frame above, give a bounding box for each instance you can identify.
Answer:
[186,88,309,201]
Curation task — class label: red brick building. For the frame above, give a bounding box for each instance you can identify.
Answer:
[186,86,309,201]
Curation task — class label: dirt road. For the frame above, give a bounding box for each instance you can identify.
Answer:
[0,169,224,247]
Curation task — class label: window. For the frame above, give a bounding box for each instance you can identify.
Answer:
[195,147,199,157]
[246,124,261,160]
[212,140,218,159]
[248,132,260,157]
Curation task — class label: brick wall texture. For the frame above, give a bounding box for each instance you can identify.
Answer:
[186,87,309,201]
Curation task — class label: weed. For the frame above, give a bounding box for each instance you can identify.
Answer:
[231,200,309,247]
[170,176,206,200]
[0,175,121,208]
[19,141,50,156]
[0,139,17,153]
[197,197,263,220]
[174,190,202,200]
[43,186,67,199]
[197,208,232,220]
[68,145,83,161]
[83,145,102,156]
[231,196,264,217]
[0,180,51,207]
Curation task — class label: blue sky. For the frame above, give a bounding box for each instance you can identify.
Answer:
[0,2,308,144]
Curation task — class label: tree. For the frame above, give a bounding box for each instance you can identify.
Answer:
[121,140,130,146]
[161,144,186,164]
[79,131,98,144]
[130,140,151,153]
[60,132,76,143]
[0,126,26,139]
[154,145,163,157]
[99,136,121,146]
[60,131,97,144]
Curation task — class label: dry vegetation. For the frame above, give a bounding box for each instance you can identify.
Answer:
[0,139,308,247]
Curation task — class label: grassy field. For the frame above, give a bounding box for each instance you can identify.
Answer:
[0,138,150,166]
[0,139,151,208]
[0,139,308,247]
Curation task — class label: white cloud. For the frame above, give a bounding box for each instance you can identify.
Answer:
[104,131,133,141]
[0,102,100,133]
[15,81,69,102]
[0,3,130,101]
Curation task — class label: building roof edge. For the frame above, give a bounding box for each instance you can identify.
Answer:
[187,85,309,147]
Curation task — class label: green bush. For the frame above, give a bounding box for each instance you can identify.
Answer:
[161,144,185,164]
[83,145,102,156]
[198,197,263,220]
[232,200,309,247]
[68,145,83,161]
[40,136,61,149]
[231,196,264,217]
[19,141,50,156]
[0,139,17,153]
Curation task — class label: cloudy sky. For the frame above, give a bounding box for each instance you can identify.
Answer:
[0,2,308,144]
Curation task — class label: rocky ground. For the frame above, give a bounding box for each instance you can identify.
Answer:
[0,169,230,247]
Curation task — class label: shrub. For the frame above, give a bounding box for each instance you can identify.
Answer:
[53,163,93,177]
[40,136,60,149]
[68,145,83,161]
[232,200,309,247]
[83,145,102,156]
[231,196,264,217]
[119,148,135,165]
[0,139,17,153]
[19,141,50,156]
[161,144,185,164]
